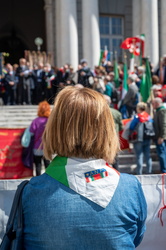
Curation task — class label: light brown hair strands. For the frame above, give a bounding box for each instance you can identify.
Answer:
[42,86,120,163]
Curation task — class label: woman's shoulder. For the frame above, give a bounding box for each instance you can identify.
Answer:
[119,173,142,190]
[30,117,40,125]
[28,173,55,186]
[118,174,145,201]
[30,116,48,127]
[35,116,48,122]
[120,173,139,183]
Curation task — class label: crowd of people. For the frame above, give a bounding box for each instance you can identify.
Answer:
[1,55,166,176]
[0,56,165,109]
[0,57,127,106]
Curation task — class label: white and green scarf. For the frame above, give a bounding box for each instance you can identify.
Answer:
[46,156,120,208]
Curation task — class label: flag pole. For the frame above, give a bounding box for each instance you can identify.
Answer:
[130,53,135,73]
[124,52,127,65]
[115,50,118,61]
[129,38,136,73]
[104,45,108,64]
[110,51,113,63]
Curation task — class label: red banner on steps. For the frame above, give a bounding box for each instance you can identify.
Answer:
[119,119,131,150]
[0,128,33,179]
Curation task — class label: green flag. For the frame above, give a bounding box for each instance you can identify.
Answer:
[140,58,152,102]
[122,61,128,99]
[99,50,104,65]
[114,59,119,88]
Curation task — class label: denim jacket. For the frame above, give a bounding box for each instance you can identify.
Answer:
[22,165,147,250]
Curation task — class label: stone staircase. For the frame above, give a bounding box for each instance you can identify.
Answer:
[0,104,160,174]
[0,105,38,128]
[118,144,160,174]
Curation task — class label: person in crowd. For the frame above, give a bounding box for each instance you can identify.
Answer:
[26,62,35,105]
[152,75,162,89]
[151,75,162,99]
[152,97,166,173]
[13,63,19,71]
[56,64,69,85]
[161,85,166,104]
[43,63,55,104]
[29,101,51,176]
[137,66,145,90]
[4,64,16,105]
[67,65,76,82]
[104,94,123,170]
[22,86,147,249]
[92,76,105,94]
[156,55,166,85]
[64,79,75,86]
[104,75,113,97]
[16,58,30,104]
[0,75,8,105]
[129,102,153,175]
[123,74,139,118]
[105,61,114,74]
[33,62,45,104]
[77,59,93,87]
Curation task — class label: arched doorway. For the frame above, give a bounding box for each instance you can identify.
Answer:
[0,30,28,64]
[0,0,46,65]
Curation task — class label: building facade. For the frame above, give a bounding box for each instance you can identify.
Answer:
[0,0,164,69]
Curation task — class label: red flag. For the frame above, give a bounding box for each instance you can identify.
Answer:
[121,37,142,56]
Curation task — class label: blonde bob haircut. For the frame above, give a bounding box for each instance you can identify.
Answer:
[42,86,120,163]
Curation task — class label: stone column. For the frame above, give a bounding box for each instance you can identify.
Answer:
[141,0,159,68]
[44,0,54,55]
[82,0,100,68]
[161,0,166,57]
[55,0,78,70]
[132,0,141,37]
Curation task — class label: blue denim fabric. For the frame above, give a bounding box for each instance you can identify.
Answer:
[156,140,166,173]
[22,173,147,250]
[133,140,152,175]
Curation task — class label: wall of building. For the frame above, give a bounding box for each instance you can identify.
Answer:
[99,0,132,38]
[77,0,83,62]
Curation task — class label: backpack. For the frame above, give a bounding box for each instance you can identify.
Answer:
[108,82,119,104]
[143,121,155,139]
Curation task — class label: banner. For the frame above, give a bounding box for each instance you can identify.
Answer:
[137,174,166,250]
[0,128,33,179]
[119,119,131,150]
